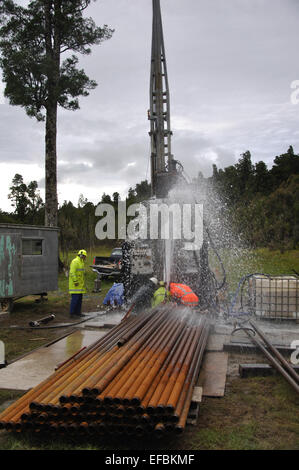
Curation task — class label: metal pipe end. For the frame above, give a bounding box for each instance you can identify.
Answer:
[113,397,123,405]
[29,401,40,410]
[69,394,79,403]
[175,425,184,434]
[21,412,31,421]
[136,407,145,415]
[169,413,179,423]
[131,397,141,406]
[146,405,156,415]
[156,405,165,414]
[154,423,165,437]
[59,395,69,404]
[165,404,174,413]
[103,396,113,406]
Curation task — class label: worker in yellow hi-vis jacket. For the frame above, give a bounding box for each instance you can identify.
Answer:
[69,249,87,317]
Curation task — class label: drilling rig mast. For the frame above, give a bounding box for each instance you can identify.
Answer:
[149,0,178,198]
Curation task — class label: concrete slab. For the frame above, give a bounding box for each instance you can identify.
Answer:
[83,310,125,328]
[206,333,227,352]
[0,328,109,391]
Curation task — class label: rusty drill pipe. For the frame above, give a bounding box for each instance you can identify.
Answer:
[30,346,118,409]
[83,308,172,395]
[162,321,206,413]
[108,315,181,405]
[117,309,161,347]
[249,320,299,385]
[243,328,299,394]
[77,309,171,397]
[145,322,200,413]
[37,318,145,406]
[174,324,210,432]
[56,347,123,404]
[137,323,190,415]
[169,319,208,414]
[24,309,168,416]
[36,317,144,407]
[173,323,209,419]
[128,316,191,406]
[0,315,137,423]
[100,314,174,404]
[134,317,200,410]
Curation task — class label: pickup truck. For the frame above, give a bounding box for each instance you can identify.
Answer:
[90,247,122,279]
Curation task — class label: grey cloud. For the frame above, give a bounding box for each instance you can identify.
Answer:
[1,0,299,209]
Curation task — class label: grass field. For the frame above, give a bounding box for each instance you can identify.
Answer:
[0,247,298,450]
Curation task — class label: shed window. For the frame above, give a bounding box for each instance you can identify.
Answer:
[22,239,43,255]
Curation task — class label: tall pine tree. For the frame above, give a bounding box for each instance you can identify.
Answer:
[0,0,113,226]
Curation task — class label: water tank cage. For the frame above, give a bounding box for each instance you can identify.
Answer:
[248,275,299,320]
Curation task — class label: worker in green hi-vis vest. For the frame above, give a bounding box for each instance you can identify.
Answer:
[151,280,170,308]
[69,249,87,317]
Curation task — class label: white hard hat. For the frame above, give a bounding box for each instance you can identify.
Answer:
[149,277,158,285]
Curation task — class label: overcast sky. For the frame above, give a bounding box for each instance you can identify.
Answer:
[0,0,299,212]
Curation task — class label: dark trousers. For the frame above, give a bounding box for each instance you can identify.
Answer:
[70,294,83,316]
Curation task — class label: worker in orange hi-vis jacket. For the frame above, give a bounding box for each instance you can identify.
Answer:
[169,282,199,307]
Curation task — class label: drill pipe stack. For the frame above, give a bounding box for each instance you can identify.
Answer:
[0,305,210,437]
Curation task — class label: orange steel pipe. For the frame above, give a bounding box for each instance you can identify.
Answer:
[30,312,160,407]
[174,324,210,432]
[108,315,180,404]
[172,322,209,417]
[82,308,172,394]
[29,345,121,410]
[101,314,173,403]
[0,314,147,424]
[129,320,190,406]
[3,310,166,423]
[145,323,198,413]
[122,316,186,405]
[117,306,163,345]
[137,323,189,414]
[162,321,205,412]
[42,308,170,408]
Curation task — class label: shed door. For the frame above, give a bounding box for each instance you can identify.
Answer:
[0,234,21,298]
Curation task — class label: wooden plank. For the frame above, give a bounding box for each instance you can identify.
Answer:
[191,386,203,403]
[187,387,203,425]
[197,352,228,397]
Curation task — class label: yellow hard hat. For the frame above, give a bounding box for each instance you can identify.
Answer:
[78,249,87,257]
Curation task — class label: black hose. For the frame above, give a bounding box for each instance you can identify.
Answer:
[0,313,99,330]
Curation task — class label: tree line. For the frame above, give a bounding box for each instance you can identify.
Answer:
[0,175,152,259]
[207,146,299,250]
[0,146,298,254]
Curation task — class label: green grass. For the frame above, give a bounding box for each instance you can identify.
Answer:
[210,248,299,293]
